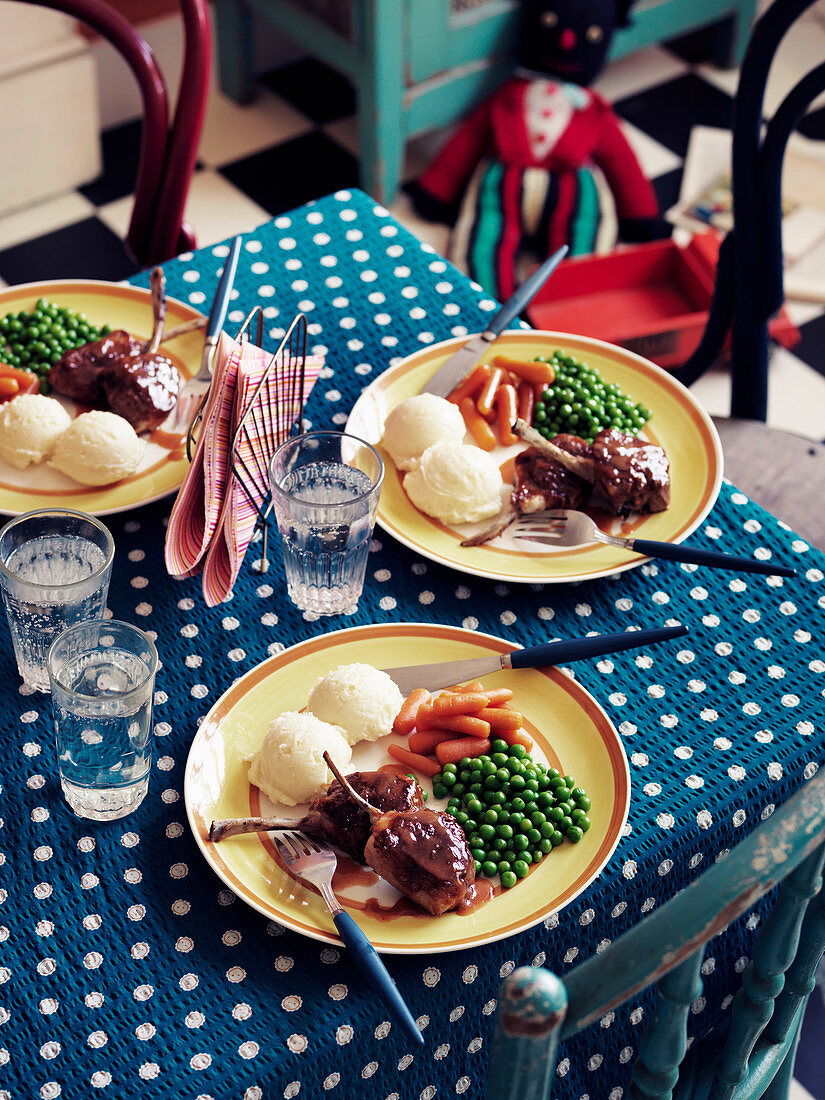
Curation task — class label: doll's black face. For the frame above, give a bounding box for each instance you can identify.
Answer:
[519,0,621,86]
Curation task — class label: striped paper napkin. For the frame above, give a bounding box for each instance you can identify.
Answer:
[165,332,321,605]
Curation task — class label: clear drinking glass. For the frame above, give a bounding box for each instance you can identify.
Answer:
[0,509,115,692]
[48,619,158,821]
[270,431,384,615]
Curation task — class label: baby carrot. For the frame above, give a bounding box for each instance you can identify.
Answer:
[517,380,535,424]
[431,691,489,716]
[483,708,524,731]
[495,383,519,446]
[392,687,430,736]
[481,687,514,706]
[459,397,497,451]
[387,743,441,777]
[415,701,437,727]
[492,726,534,752]
[435,737,491,765]
[408,728,456,754]
[433,714,491,737]
[447,363,490,405]
[476,366,504,418]
[493,355,556,386]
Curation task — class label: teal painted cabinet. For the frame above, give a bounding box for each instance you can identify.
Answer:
[215,0,758,203]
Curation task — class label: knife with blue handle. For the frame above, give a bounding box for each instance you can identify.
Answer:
[422,244,569,398]
[383,623,688,695]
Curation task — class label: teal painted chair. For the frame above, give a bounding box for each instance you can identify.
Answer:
[485,768,825,1099]
[214,0,759,203]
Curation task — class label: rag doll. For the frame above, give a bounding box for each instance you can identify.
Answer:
[408,0,663,299]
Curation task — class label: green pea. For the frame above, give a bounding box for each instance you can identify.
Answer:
[491,739,509,754]
[491,837,507,852]
[491,752,508,766]
[509,774,525,791]
[537,792,553,809]
[474,861,483,876]
[564,775,576,788]
[509,744,527,760]
[466,798,484,816]
[576,795,591,812]
[432,783,447,800]
[501,849,517,864]
[470,847,485,862]
[455,811,470,827]
[512,835,529,852]
[496,823,514,841]
[441,772,455,788]
[527,828,542,845]
[567,826,584,843]
[538,838,553,855]
[501,871,517,889]
[468,782,484,796]
[452,783,466,797]
[550,830,564,847]
[513,859,530,879]
[483,808,499,825]
[578,816,592,832]
[479,823,496,842]
[497,860,511,875]
[511,797,526,812]
[481,860,498,878]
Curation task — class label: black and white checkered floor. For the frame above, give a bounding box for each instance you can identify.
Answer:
[1,10,823,1097]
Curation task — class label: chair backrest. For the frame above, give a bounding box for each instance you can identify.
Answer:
[675,0,825,421]
[17,0,211,267]
[485,767,825,1100]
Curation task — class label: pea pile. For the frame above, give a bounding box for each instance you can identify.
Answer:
[531,350,651,442]
[432,740,592,889]
[0,299,110,393]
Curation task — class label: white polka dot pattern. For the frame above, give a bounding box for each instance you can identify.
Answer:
[3,190,823,1100]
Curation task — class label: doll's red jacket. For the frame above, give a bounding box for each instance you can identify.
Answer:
[417,75,658,223]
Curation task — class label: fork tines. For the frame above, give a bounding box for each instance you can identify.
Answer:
[272,828,323,862]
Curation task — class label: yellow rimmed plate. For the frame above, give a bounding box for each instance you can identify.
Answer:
[345,330,723,583]
[0,279,205,515]
[185,622,630,954]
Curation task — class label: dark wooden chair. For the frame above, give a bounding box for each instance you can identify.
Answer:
[486,768,825,1099]
[673,0,825,553]
[15,0,211,266]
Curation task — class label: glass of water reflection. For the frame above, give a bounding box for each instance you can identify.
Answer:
[270,431,384,615]
[48,620,158,821]
[0,508,115,692]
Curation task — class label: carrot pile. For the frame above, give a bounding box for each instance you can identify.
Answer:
[447,355,556,451]
[387,682,534,778]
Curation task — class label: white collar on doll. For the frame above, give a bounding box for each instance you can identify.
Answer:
[514,67,592,109]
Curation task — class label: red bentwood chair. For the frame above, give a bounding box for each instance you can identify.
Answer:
[14,0,211,266]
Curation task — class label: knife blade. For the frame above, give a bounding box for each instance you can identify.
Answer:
[382,623,688,695]
[422,244,568,398]
[201,234,242,375]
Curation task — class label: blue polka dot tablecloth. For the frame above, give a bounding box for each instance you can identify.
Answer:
[4,190,825,1100]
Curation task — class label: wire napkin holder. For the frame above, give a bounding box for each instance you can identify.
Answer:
[187,306,308,575]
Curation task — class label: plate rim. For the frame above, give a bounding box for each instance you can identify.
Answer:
[184,620,631,954]
[346,328,724,584]
[0,277,205,517]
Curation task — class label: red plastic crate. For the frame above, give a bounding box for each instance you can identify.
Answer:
[526,231,799,369]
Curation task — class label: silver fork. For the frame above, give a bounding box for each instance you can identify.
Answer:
[272,830,423,1046]
[514,508,796,576]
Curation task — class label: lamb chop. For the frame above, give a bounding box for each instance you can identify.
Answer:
[49,266,181,432]
[514,419,670,516]
[324,752,475,917]
[513,433,592,514]
[209,771,425,864]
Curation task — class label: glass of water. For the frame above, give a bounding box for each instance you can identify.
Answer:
[270,431,384,615]
[0,509,115,692]
[48,619,158,820]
